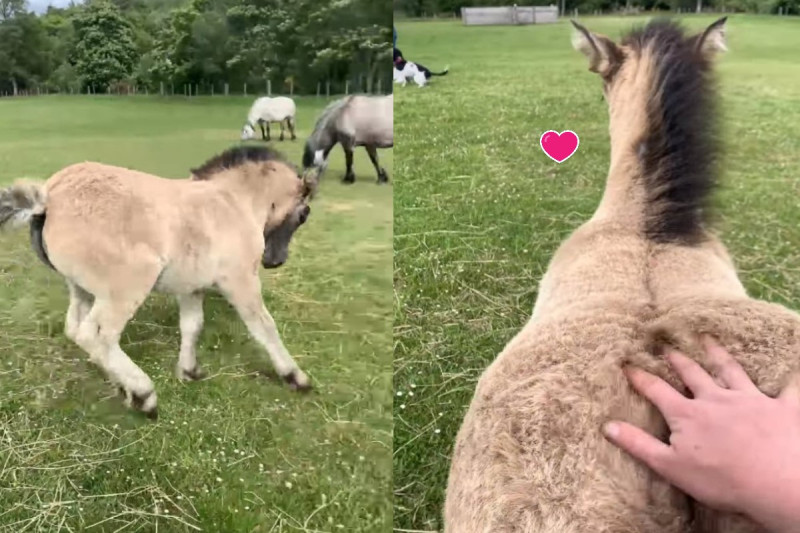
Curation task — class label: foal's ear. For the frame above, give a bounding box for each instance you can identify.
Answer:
[571,20,622,78]
[694,17,728,59]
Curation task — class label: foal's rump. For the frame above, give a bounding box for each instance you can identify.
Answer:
[645,297,800,533]
[37,163,180,290]
[445,308,691,533]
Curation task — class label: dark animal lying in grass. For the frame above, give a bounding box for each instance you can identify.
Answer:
[393,47,449,87]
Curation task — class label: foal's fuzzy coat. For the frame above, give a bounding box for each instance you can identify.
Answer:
[0,146,316,418]
[445,18,799,533]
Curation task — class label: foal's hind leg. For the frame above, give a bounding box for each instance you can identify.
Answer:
[279,120,285,141]
[75,297,158,417]
[365,145,388,184]
[64,280,94,342]
[218,275,310,390]
[288,117,296,141]
[175,292,206,381]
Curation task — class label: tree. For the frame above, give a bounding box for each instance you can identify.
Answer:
[0,12,50,94]
[0,0,24,21]
[70,1,137,90]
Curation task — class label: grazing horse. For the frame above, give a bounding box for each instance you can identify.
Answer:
[302,94,393,184]
[0,146,318,418]
[241,96,297,142]
[446,18,800,533]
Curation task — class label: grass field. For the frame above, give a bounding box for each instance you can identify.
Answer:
[393,14,800,531]
[0,95,392,531]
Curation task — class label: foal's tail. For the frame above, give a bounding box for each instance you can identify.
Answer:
[0,181,55,270]
[0,181,47,229]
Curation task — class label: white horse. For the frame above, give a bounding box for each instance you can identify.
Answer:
[241,96,297,142]
[302,94,393,184]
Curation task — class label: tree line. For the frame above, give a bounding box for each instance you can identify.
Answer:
[395,0,799,17]
[0,0,392,96]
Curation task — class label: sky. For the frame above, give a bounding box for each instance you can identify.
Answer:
[28,0,81,14]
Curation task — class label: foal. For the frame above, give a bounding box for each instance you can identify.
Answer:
[446,18,800,532]
[0,146,317,418]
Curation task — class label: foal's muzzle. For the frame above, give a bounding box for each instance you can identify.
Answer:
[262,258,285,269]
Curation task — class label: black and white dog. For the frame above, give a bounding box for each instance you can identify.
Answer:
[393,47,449,88]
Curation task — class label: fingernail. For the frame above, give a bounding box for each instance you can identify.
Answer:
[603,422,619,438]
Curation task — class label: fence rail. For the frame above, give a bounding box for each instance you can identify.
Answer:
[0,78,390,99]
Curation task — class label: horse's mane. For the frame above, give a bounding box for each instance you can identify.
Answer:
[191,145,289,180]
[623,18,720,243]
[309,96,354,142]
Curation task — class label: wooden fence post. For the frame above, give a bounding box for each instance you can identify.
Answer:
[244,83,248,96]
[224,83,229,96]
[211,85,214,96]
[345,80,350,95]
[326,81,330,97]
[377,79,382,94]
[290,79,294,96]
[317,82,321,97]
[267,79,271,95]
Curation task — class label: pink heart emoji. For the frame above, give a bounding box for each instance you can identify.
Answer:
[540,130,580,163]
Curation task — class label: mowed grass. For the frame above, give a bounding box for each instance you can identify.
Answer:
[393,15,800,531]
[0,95,392,531]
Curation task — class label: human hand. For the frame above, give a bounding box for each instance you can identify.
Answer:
[603,337,800,533]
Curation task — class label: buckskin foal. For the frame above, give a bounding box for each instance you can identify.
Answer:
[446,18,800,533]
[0,146,317,418]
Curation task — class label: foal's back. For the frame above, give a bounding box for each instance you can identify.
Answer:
[42,162,243,292]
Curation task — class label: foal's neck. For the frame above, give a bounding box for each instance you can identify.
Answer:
[212,170,274,226]
[590,101,650,226]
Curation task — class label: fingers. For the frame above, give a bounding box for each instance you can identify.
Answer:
[603,421,673,474]
[624,366,689,420]
[664,350,718,396]
[701,336,758,392]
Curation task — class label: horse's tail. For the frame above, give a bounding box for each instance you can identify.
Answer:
[0,181,47,229]
[429,66,449,76]
[0,180,55,270]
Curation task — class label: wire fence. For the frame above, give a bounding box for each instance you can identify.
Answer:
[0,77,392,99]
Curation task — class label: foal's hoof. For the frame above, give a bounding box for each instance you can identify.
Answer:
[118,386,158,419]
[176,365,207,382]
[283,370,312,392]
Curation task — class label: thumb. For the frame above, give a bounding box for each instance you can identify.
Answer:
[778,372,800,406]
[603,421,674,475]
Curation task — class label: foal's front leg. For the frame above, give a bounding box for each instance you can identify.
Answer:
[176,292,206,381]
[219,275,310,390]
[342,146,356,184]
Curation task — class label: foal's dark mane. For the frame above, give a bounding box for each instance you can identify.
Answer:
[191,145,290,180]
[623,18,720,244]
